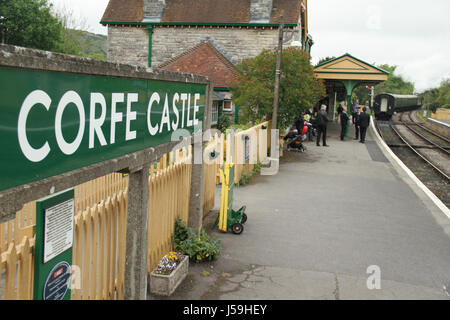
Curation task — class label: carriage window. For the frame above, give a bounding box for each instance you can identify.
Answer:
[380,98,388,112]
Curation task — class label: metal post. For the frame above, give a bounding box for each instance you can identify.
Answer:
[147,25,153,68]
[271,11,284,133]
[124,165,150,300]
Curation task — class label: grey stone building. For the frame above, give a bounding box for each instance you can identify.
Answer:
[101,0,313,68]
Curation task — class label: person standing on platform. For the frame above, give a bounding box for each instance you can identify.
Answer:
[350,101,355,124]
[337,103,344,117]
[354,107,361,141]
[340,106,349,141]
[359,107,371,144]
[316,105,330,147]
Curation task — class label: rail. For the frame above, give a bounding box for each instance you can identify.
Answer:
[389,124,450,181]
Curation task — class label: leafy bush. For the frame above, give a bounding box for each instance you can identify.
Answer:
[217,113,232,133]
[172,219,221,262]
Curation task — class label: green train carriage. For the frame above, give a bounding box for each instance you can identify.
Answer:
[373,93,423,120]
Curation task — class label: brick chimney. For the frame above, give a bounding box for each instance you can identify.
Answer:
[250,0,273,23]
[143,0,166,22]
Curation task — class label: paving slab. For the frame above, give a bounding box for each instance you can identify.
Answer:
[149,122,450,300]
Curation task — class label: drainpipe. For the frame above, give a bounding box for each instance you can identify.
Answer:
[147,25,153,68]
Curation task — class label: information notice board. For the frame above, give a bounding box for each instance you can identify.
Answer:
[33,189,74,300]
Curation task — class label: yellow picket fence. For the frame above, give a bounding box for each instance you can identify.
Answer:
[213,121,272,184]
[0,140,221,299]
[147,160,192,273]
[0,122,271,300]
[232,121,271,184]
[0,226,35,300]
[72,190,128,300]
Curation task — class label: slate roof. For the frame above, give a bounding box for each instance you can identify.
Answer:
[102,0,144,22]
[102,0,301,25]
[158,42,237,88]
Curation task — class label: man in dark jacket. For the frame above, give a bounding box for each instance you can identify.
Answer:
[316,105,330,147]
[359,107,371,143]
[353,107,361,140]
[340,106,349,141]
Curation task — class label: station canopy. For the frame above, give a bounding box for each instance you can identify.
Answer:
[314,53,389,108]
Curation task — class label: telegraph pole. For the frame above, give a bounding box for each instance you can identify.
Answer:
[271,11,284,132]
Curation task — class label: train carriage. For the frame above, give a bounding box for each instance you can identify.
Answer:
[374,93,423,120]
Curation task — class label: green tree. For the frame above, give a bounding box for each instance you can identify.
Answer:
[421,79,450,112]
[316,56,336,66]
[353,64,415,107]
[374,64,415,95]
[0,1,106,60]
[434,79,450,109]
[232,47,325,129]
[0,0,63,51]
[353,85,372,106]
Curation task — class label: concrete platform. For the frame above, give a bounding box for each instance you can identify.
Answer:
[149,121,450,300]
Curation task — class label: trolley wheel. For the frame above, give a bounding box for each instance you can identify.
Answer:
[241,213,247,224]
[231,223,244,235]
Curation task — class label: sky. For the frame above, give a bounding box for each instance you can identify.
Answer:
[48,0,450,92]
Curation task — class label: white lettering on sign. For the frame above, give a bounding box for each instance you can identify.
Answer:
[55,91,85,155]
[110,93,124,144]
[193,93,200,126]
[186,93,193,127]
[147,92,160,135]
[18,90,52,162]
[17,90,202,163]
[159,94,171,133]
[89,93,107,149]
[171,93,180,131]
[180,93,188,128]
[44,199,74,263]
[125,93,138,141]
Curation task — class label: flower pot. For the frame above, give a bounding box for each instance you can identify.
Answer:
[149,255,189,296]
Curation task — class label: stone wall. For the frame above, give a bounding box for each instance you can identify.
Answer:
[107,26,281,68]
[107,27,149,67]
[152,27,280,67]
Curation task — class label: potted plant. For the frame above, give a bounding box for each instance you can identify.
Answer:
[149,251,189,296]
[172,218,221,262]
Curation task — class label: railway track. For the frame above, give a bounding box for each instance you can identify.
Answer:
[375,113,450,208]
[407,111,450,150]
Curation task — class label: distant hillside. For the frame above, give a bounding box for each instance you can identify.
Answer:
[66,29,107,60]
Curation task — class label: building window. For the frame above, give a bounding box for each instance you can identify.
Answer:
[212,101,219,125]
[223,100,233,112]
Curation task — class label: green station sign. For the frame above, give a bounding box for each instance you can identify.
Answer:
[0,67,206,192]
